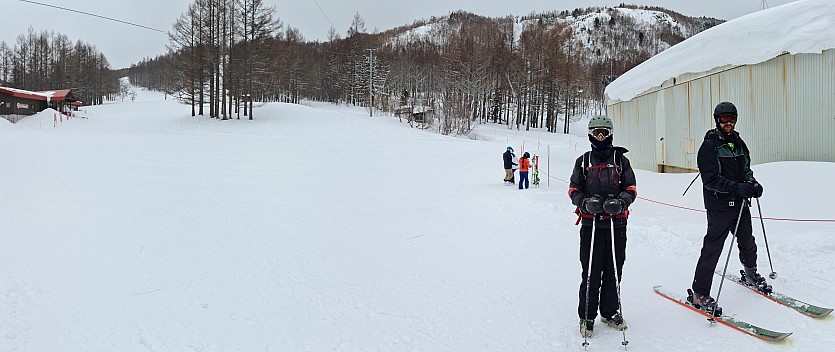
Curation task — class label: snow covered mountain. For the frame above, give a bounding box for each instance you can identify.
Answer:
[383,6,723,63]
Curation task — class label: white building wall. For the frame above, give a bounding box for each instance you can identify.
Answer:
[608,48,835,172]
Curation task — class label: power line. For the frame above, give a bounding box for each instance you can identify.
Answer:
[310,0,336,32]
[19,0,166,33]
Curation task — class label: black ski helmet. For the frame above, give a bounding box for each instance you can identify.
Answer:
[713,102,737,125]
[523,152,530,158]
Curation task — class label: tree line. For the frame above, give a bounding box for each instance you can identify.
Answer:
[0,27,118,105]
[129,3,718,134]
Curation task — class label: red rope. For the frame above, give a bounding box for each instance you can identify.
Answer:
[543,171,835,223]
[638,197,705,213]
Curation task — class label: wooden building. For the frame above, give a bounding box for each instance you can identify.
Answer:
[0,86,81,123]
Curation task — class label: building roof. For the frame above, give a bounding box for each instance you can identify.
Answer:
[605,0,835,103]
[46,89,73,100]
[0,86,54,101]
[0,86,77,103]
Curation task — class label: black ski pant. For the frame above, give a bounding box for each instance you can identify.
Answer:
[692,206,757,295]
[578,223,626,320]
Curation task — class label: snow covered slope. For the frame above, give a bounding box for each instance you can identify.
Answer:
[0,87,833,351]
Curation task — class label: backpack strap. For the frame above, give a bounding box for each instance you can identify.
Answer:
[574,207,630,225]
[583,149,626,184]
[613,149,621,169]
[613,149,624,184]
[582,151,590,178]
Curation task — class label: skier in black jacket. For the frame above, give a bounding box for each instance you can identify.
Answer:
[503,146,517,184]
[688,101,767,315]
[568,116,637,338]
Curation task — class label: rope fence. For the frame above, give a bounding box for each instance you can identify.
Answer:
[533,157,835,223]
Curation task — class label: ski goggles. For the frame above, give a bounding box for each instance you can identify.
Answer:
[588,127,613,138]
[718,115,737,124]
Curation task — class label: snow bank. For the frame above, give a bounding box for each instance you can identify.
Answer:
[13,108,63,127]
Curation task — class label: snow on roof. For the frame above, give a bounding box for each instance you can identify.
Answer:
[0,87,77,104]
[0,86,55,101]
[605,0,835,103]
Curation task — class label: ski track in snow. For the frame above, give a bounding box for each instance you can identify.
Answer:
[0,86,833,351]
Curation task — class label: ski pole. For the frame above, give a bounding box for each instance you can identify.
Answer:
[582,219,596,349]
[682,172,701,196]
[713,199,749,319]
[755,198,777,279]
[609,219,629,349]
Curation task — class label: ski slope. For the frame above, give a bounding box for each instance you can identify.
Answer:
[1,87,833,351]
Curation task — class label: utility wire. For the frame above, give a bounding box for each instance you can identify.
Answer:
[19,0,166,33]
[310,0,336,31]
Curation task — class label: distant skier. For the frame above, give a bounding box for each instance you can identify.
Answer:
[518,152,531,189]
[568,115,637,338]
[503,146,517,184]
[688,101,767,315]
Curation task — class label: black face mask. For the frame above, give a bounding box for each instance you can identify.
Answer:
[589,134,613,149]
[724,131,737,141]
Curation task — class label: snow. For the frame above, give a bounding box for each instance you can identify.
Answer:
[0,86,56,102]
[606,0,835,102]
[391,6,694,60]
[567,7,693,49]
[387,21,448,47]
[1,85,834,351]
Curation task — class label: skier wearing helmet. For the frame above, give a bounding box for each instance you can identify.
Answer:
[568,115,637,338]
[688,101,767,316]
[503,146,517,184]
[518,152,531,189]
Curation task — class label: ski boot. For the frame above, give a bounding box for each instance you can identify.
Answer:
[601,312,628,331]
[687,289,722,316]
[742,267,773,294]
[579,318,594,338]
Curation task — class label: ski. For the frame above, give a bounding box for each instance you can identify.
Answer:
[532,155,540,187]
[715,270,834,318]
[653,285,792,341]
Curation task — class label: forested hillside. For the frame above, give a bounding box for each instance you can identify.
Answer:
[0,28,119,105]
[125,3,722,134]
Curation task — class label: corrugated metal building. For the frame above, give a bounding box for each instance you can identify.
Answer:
[603,0,835,172]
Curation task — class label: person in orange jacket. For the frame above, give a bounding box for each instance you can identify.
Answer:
[518,152,531,189]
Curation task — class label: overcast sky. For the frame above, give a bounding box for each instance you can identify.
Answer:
[3,0,797,69]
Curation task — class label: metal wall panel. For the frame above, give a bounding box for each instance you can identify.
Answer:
[607,48,835,172]
[608,91,658,171]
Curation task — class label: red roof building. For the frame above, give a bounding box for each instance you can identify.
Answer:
[0,86,82,123]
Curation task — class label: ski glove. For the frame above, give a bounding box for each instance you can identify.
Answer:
[582,195,605,215]
[752,181,764,198]
[603,198,625,215]
[736,182,755,198]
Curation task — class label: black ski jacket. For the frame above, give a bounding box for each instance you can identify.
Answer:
[568,146,637,228]
[697,128,757,210]
[503,150,517,169]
